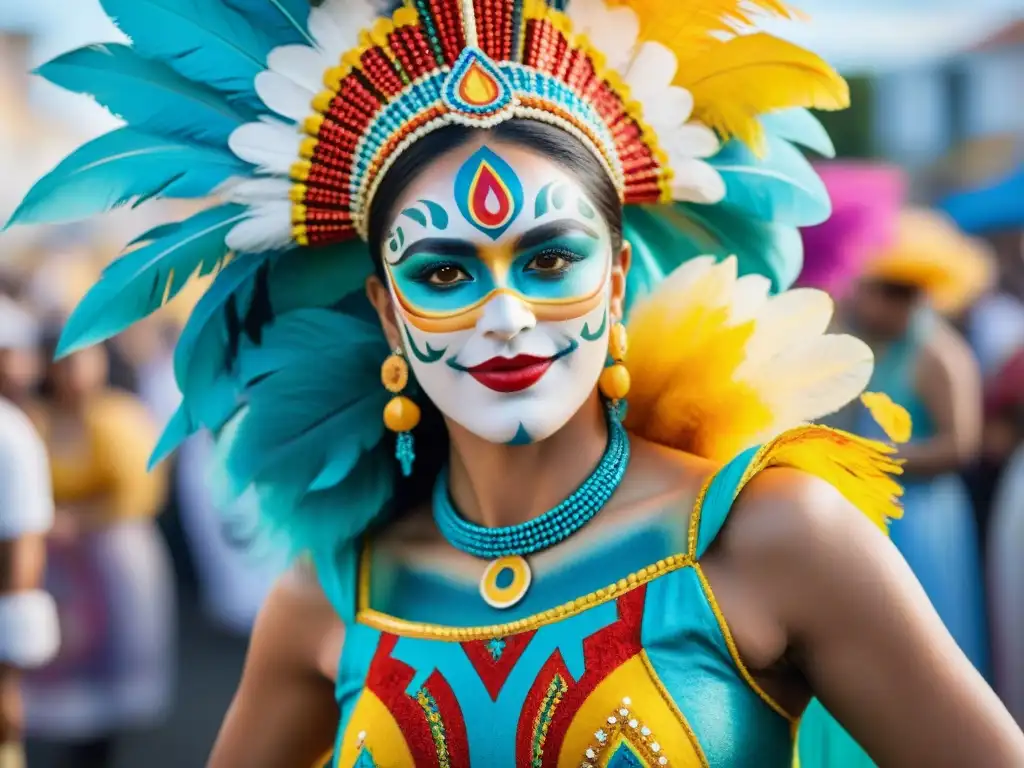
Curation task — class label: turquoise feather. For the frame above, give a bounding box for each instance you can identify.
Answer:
[6,128,245,228]
[221,0,314,46]
[222,309,393,558]
[708,132,831,226]
[760,109,836,159]
[266,242,374,316]
[623,201,803,299]
[172,253,269,448]
[36,44,250,146]
[98,0,276,112]
[226,309,389,498]
[58,204,246,357]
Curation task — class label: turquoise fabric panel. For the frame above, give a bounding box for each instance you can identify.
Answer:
[368,521,682,627]
[694,446,761,559]
[643,567,792,767]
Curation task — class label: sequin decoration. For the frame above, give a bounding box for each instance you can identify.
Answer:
[416,688,453,768]
[582,697,671,767]
[453,145,524,240]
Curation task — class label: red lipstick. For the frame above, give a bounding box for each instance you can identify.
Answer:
[467,354,554,393]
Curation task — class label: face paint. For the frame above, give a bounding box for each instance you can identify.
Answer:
[382,140,615,445]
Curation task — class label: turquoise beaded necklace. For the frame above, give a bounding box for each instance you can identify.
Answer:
[432,406,630,609]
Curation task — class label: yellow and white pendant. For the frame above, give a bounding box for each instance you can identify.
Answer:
[479,555,532,610]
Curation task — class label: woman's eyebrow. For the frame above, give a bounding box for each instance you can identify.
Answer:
[393,238,478,264]
[514,220,600,252]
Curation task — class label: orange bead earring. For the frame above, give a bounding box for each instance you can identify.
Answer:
[381,347,420,476]
[599,321,630,420]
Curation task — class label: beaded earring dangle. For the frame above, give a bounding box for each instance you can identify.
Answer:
[599,321,630,421]
[381,346,420,477]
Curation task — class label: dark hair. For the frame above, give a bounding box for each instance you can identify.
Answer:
[365,119,624,513]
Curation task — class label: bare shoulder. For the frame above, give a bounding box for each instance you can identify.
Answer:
[260,559,345,682]
[918,319,977,378]
[712,467,892,596]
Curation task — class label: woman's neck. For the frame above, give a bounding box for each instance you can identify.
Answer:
[445,393,609,528]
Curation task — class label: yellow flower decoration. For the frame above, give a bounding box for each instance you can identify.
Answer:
[860,392,912,445]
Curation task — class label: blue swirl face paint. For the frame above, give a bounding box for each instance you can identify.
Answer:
[379,141,618,446]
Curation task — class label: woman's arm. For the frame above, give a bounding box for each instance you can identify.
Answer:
[729,469,1024,765]
[900,322,982,477]
[209,565,342,768]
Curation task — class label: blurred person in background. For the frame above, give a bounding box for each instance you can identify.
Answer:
[22,335,174,768]
[844,209,993,676]
[0,298,58,768]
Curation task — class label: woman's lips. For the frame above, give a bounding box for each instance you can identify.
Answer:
[467,354,554,393]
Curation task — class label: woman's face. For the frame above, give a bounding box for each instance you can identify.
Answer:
[370,137,628,445]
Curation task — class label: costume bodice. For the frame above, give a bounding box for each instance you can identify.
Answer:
[317,448,797,767]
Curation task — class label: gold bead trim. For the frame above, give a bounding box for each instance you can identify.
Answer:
[356,539,693,642]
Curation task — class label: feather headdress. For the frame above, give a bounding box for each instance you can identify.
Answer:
[7,0,863,564]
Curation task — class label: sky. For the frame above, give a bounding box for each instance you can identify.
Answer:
[0,0,1021,133]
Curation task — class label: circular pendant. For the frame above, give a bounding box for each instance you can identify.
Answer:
[479,555,532,610]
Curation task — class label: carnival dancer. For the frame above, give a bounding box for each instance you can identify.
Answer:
[8,0,1024,766]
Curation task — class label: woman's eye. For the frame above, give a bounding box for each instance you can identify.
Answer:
[427,265,470,286]
[526,251,571,273]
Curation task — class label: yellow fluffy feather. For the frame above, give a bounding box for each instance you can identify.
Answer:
[611,0,848,151]
[748,426,905,531]
[678,33,850,151]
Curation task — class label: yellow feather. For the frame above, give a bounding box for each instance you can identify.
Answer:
[625,266,776,462]
[748,426,905,532]
[860,392,913,445]
[609,0,796,56]
[678,33,849,150]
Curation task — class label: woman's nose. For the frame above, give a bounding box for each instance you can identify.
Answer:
[477,292,537,342]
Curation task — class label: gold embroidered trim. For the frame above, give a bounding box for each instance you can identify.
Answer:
[639,650,710,768]
[692,562,795,723]
[355,545,693,642]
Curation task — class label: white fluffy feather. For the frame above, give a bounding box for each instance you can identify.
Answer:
[268,45,333,94]
[728,273,773,325]
[737,289,836,374]
[226,201,294,253]
[228,118,304,175]
[746,335,873,432]
[256,71,315,122]
[664,123,719,159]
[309,0,378,58]
[568,0,640,72]
[669,157,726,203]
[221,177,294,204]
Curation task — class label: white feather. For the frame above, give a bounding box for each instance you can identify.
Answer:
[221,177,294,204]
[663,123,719,159]
[256,71,314,122]
[568,0,640,72]
[310,0,378,58]
[268,44,333,94]
[226,201,294,253]
[228,119,303,175]
[669,157,726,204]
[728,273,773,325]
[637,86,693,132]
[624,42,677,98]
[746,335,874,428]
[737,288,836,374]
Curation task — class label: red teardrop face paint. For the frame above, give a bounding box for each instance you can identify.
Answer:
[455,146,524,240]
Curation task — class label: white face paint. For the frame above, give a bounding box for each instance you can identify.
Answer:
[380,138,615,445]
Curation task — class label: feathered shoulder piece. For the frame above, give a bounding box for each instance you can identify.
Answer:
[626,257,909,532]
